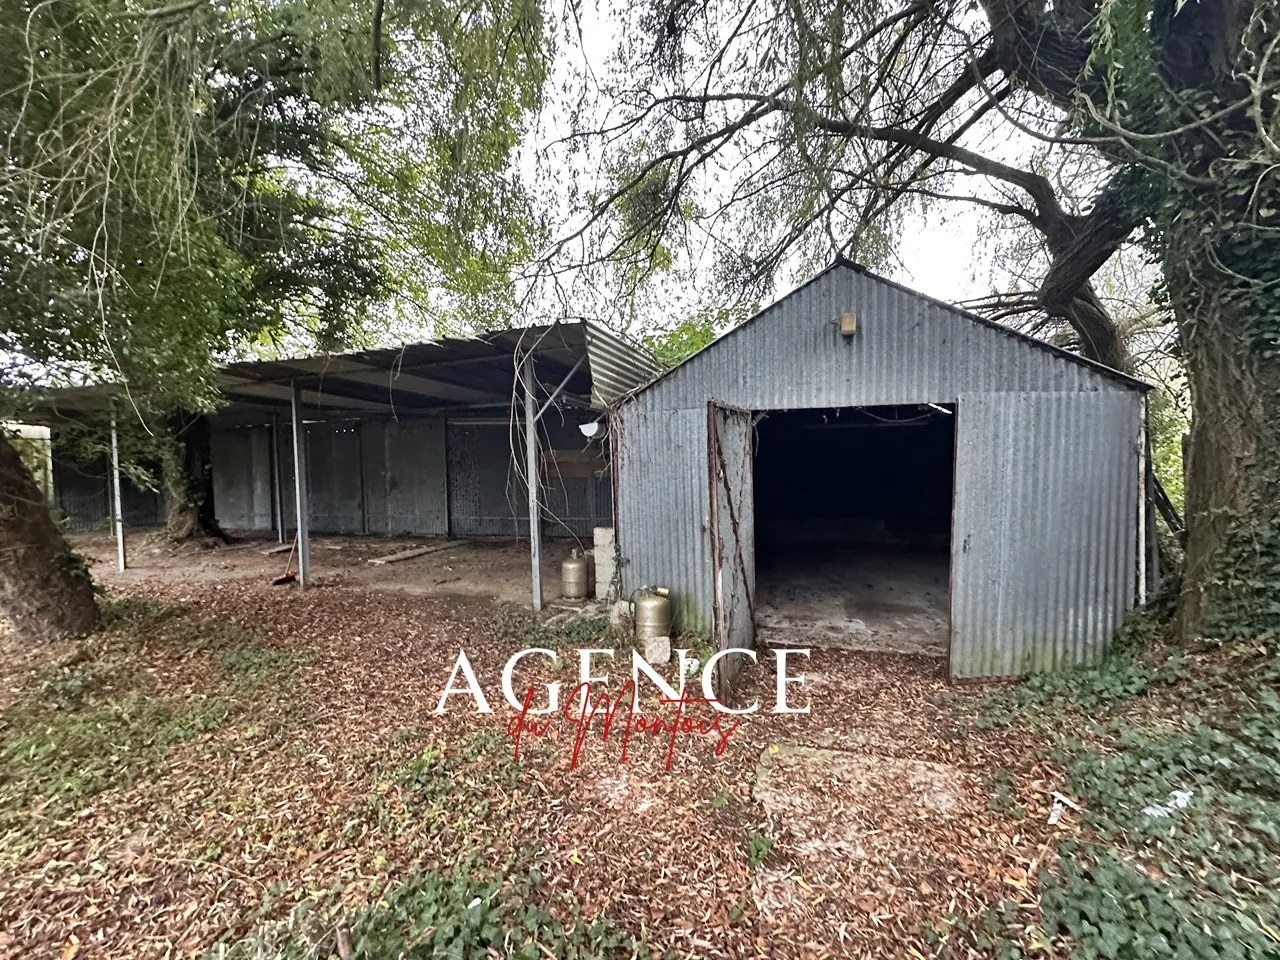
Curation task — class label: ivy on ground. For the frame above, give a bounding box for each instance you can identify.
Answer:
[982,616,1280,959]
[207,862,649,960]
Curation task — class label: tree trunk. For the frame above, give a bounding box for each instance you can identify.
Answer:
[0,431,100,641]
[164,413,228,542]
[1166,228,1280,641]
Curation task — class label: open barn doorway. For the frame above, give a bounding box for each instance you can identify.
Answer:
[753,404,955,657]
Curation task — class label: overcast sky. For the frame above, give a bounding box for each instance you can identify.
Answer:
[522,0,1001,330]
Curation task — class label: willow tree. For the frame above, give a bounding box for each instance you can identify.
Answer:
[1,0,547,639]
[560,0,1280,639]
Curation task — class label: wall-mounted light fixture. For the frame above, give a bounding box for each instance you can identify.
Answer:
[579,420,606,439]
[840,310,858,337]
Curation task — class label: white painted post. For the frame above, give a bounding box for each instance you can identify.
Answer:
[524,353,542,612]
[291,381,310,587]
[109,412,126,572]
[1137,404,1148,604]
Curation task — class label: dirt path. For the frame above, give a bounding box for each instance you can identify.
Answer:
[0,578,1062,958]
[72,528,578,604]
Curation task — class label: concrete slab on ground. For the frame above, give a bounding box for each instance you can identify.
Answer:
[755,547,949,657]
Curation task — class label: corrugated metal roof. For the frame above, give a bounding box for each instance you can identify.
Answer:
[20,322,657,422]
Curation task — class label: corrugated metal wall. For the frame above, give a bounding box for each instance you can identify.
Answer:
[448,422,528,537]
[446,419,610,539]
[201,413,610,540]
[53,456,162,531]
[614,264,1146,677]
[305,421,365,534]
[212,427,274,531]
[950,392,1139,677]
[614,407,715,630]
[364,418,448,535]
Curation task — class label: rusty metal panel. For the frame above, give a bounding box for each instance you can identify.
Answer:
[709,403,756,692]
[950,391,1140,678]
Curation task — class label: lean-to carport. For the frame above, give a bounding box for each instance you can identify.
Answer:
[26,322,659,609]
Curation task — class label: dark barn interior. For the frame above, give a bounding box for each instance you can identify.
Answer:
[753,404,955,656]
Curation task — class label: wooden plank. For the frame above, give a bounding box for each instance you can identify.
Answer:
[367,541,461,566]
[545,448,609,479]
[260,543,294,556]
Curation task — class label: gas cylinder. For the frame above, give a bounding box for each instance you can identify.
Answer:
[633,586,672,640]
[561,548,590,600]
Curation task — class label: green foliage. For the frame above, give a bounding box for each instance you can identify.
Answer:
[976,656,1157,729]
[1203,520,1280,641]
[982,770,1026,821]
[1041,691,1280,959]
[208,864,645,959]
[0,0,548,427]
[493,609,630,651]
[1146,387,1188,515]
[644,316,718,368]
[923,900,1036,959]
[642,301,757,369]
[98,594,179,629]
[219,646,307,691]
[0,693,225,817]
[984,622,1280,958]
[745,828,773,869]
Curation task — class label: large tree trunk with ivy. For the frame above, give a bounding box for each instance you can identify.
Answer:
[0,431,100,641]
[164,413,228,543]
[1166,226,1280,641]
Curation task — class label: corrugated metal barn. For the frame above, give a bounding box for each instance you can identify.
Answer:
[43,322,658,605]
[613,263,1152,679]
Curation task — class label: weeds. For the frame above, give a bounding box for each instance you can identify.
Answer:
[745,828,773,869]
[207,863,646,959]
[971,616,1280,958]
[220,645,307,690]
[98,594,177,629]
[0,693,225,817]
[373,726,523,842]
[975,655,1158,729]
[492,607,632,651]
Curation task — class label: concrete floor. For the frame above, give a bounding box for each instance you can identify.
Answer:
[755,547,950,657]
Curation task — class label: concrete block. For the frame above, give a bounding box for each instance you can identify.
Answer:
[593,526,616,601]
[643,635,671,665]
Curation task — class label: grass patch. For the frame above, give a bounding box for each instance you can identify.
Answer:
[98,593,179,629]
[207,862,648,959]
[493,606,634,650]
[220,645,307,690]
[0,693,225,816]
